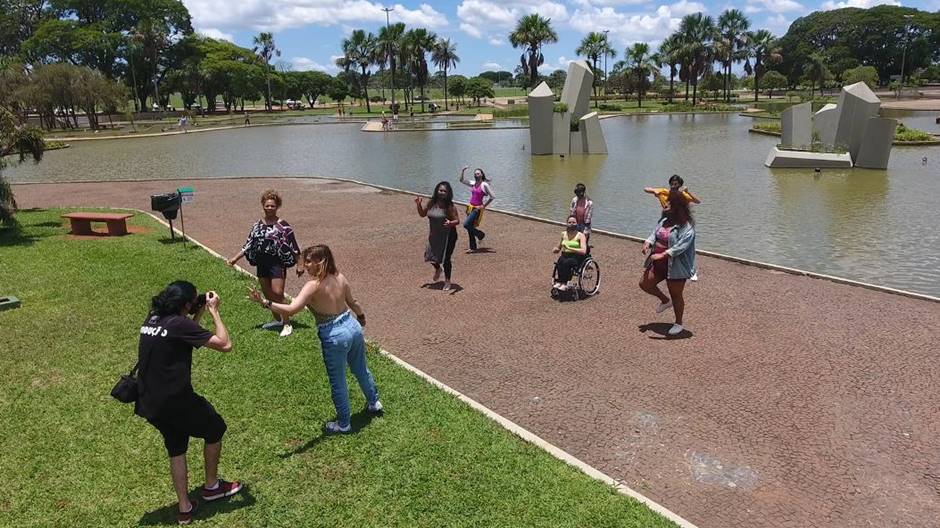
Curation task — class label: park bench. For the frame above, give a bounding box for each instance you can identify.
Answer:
[61,212,134,236]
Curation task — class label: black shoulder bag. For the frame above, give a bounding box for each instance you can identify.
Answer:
[110,339,154,403]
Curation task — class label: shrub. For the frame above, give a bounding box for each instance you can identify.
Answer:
[597,103,620,111]
[493,107,529,118]
[895,124,933,142]
[553,102,568,113]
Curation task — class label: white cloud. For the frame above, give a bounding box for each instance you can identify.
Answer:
[183,0,448,32]
[456,0,568,43]
[482,61,504,70]
[763,14,792,35]
[744,0,804,14]
[291,56,339,73]
[568,1,705,45]
[820,0,899,9]
[197,28,234,42]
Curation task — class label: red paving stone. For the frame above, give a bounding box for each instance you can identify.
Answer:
[14,178,940,528]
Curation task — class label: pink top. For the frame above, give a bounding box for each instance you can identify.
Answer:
[470,183,486,206]
[654,224,672,254]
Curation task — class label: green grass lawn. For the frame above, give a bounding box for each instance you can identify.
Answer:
[0,209,675,527]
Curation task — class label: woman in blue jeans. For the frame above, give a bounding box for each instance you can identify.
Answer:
[249,244,381,433]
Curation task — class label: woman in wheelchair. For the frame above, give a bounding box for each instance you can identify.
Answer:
[552,216,588,291]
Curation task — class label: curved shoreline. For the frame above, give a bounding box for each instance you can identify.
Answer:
[12,174,939,303]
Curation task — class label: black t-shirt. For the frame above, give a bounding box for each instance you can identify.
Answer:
[134,314,212,420]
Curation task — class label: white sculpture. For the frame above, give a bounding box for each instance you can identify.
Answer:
[526,60,607,156]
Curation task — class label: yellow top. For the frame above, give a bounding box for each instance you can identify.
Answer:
[652,188,694,209]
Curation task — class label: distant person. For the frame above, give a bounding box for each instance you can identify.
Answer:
[552,215,589,291]
[243,112,250,126]
[639,190,697,336]
[381,111,389,131]
[249,245,382,433]
[135,282,241,525]
[227,190,301,337]
[644,174,701,216]
[415,182,460,291]
[569,183,594,240]
[458,165,495,253]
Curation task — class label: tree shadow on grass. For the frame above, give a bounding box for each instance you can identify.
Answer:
[638,322,694,340]
[278,410,380,458]
[138,485,255,526]
[0,220,57,247]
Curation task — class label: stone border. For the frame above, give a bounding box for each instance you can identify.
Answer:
[14,175,939,304]
[98,206,701,528]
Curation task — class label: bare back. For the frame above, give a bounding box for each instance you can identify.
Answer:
[301,273,361,323]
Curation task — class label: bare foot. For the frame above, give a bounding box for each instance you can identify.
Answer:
[433,267,442,282]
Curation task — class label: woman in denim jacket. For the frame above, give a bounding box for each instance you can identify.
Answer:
[640,190,696,336]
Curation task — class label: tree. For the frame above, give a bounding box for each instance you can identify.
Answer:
[338,29,378,112]
[0,106,43,227]
[377,22,405,106]
[576,32,614,107]
[252,32,280,111]
[508,14,558,88]
[403,28,436,113]
[432,38,459,110]
[328,77,348,105]
[448,75,467,105]
[717,9,750,102]
[676,13,716,105]
[466,77,494,106]
[743,29,782,102]
[657,35,682,103]
[842,65,879,89]
[803,53,831,97]
[546,69,566,94]
[624,42,656,108]
[0,0,47,56]
[759,70,787,98]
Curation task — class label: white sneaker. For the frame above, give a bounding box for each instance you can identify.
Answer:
[367,400,384,413]
[656,300,673,314]
[324,421,351,433]
[442,281,452,291]
[690,273,699,282]
[279,324,293,337]
[261,320,283,330]
[668,324,684,336]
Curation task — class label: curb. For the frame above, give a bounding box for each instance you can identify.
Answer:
[15,176,940,304]
[100,206,700,528]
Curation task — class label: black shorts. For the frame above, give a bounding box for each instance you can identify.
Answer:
[147,393,227,457]
[256,254,286,279]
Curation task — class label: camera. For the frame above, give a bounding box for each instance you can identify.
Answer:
[189,293,207,314]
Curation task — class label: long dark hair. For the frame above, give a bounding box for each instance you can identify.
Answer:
[151,281,197,316]
[667,189,693,226]
[428,181,454,209]
[474,168,487,182]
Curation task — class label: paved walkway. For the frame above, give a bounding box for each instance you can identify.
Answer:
[15,178,940,528]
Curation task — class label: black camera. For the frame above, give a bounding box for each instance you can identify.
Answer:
[189,293,207,314]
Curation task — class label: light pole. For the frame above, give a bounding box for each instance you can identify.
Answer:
[603,30,610,100]
[897,14,914,100]
[382,6,395,108]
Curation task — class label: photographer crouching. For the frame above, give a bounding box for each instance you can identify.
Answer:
[135,281,243,525]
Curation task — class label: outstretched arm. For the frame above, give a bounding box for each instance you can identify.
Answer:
[249,280,316,317]
[457,166,472,187]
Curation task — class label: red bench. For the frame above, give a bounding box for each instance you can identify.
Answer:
[61,212,134,236]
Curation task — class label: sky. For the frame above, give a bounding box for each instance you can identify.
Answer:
[182,0,939,77]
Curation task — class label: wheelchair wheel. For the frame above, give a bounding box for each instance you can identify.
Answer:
[578,258,600,296]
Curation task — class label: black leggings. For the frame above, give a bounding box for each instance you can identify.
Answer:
[433,229,458,280]
[555,253,586,283]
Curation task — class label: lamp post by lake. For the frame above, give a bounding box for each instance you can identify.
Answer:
[383,6,395,107]
[897,13,914,100]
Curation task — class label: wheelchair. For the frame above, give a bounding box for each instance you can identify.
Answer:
[551,247,601,300]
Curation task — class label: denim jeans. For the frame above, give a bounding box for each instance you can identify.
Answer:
[317,311,379,427]
[463,207,485,250]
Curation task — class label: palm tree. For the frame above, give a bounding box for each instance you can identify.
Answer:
[432,38,460,110]
[677,13,715,106]
[625,42,656,108]
[404,28,437,113]
[508,14,559,88]
[716,9,750,102]
[802,53,831,98]
[340,29,379,113]
[576,32,611,108]
[657,35,682,103]
[377,22,406,106]
[743,29,782,102]
[252,32,280,111]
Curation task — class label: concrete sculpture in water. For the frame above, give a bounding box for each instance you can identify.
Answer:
[527,60,607,156]
[765,82,897,170]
